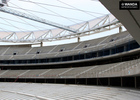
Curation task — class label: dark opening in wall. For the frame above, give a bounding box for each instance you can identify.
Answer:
[87,78,97,85]
[98,78,108,86]
[76,78,86,85]
[0,76,140,89]
[56,79,65,84]
[122,77,135,88]
[46,79,55,83]
[36,51,40,54]
[110,77,121,87]
[136,77,140,89]
[104,50,110,56]
[36,79,45,83]
[13,52,17,55]
[59,48,65,52]
[84,44,90,48]
[66,79,75,84]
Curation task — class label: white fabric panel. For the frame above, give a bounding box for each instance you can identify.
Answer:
[70,22,86,30]
[33,30,49,38]
[88,16,106,29]
[51,28,63,37]
[15,32,31,39]
[109,14,117,22]
[0,32,12,38]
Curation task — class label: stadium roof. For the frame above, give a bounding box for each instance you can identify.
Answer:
[0,0,122,43]
[100,0,140,45]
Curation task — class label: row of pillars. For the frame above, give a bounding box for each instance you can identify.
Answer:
[1,76,139,88]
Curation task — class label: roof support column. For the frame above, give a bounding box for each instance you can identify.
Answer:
[78,37,80,42]
[41,42,43,47]
[119,26,122,33]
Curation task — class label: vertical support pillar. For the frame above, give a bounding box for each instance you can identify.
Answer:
[119,26,122,33]
[135,77,137,88]
[108,78,110,86]
[97,78,98,85]
[44,79,46,83]
[72,56,74,61]
[121,77,123,87]
[86,78,87,85]
[65,79,66,84]
[78,37,80,42]
[41,42,43,47]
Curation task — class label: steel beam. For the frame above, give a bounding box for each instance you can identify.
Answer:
[0,7,77,33]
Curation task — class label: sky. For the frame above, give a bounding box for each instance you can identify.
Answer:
[0,0,125,46]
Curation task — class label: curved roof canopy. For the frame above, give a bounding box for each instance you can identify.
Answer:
[0,0,121,43]
[0,8,121,43]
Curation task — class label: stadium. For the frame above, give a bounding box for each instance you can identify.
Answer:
[0,0,140,99]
